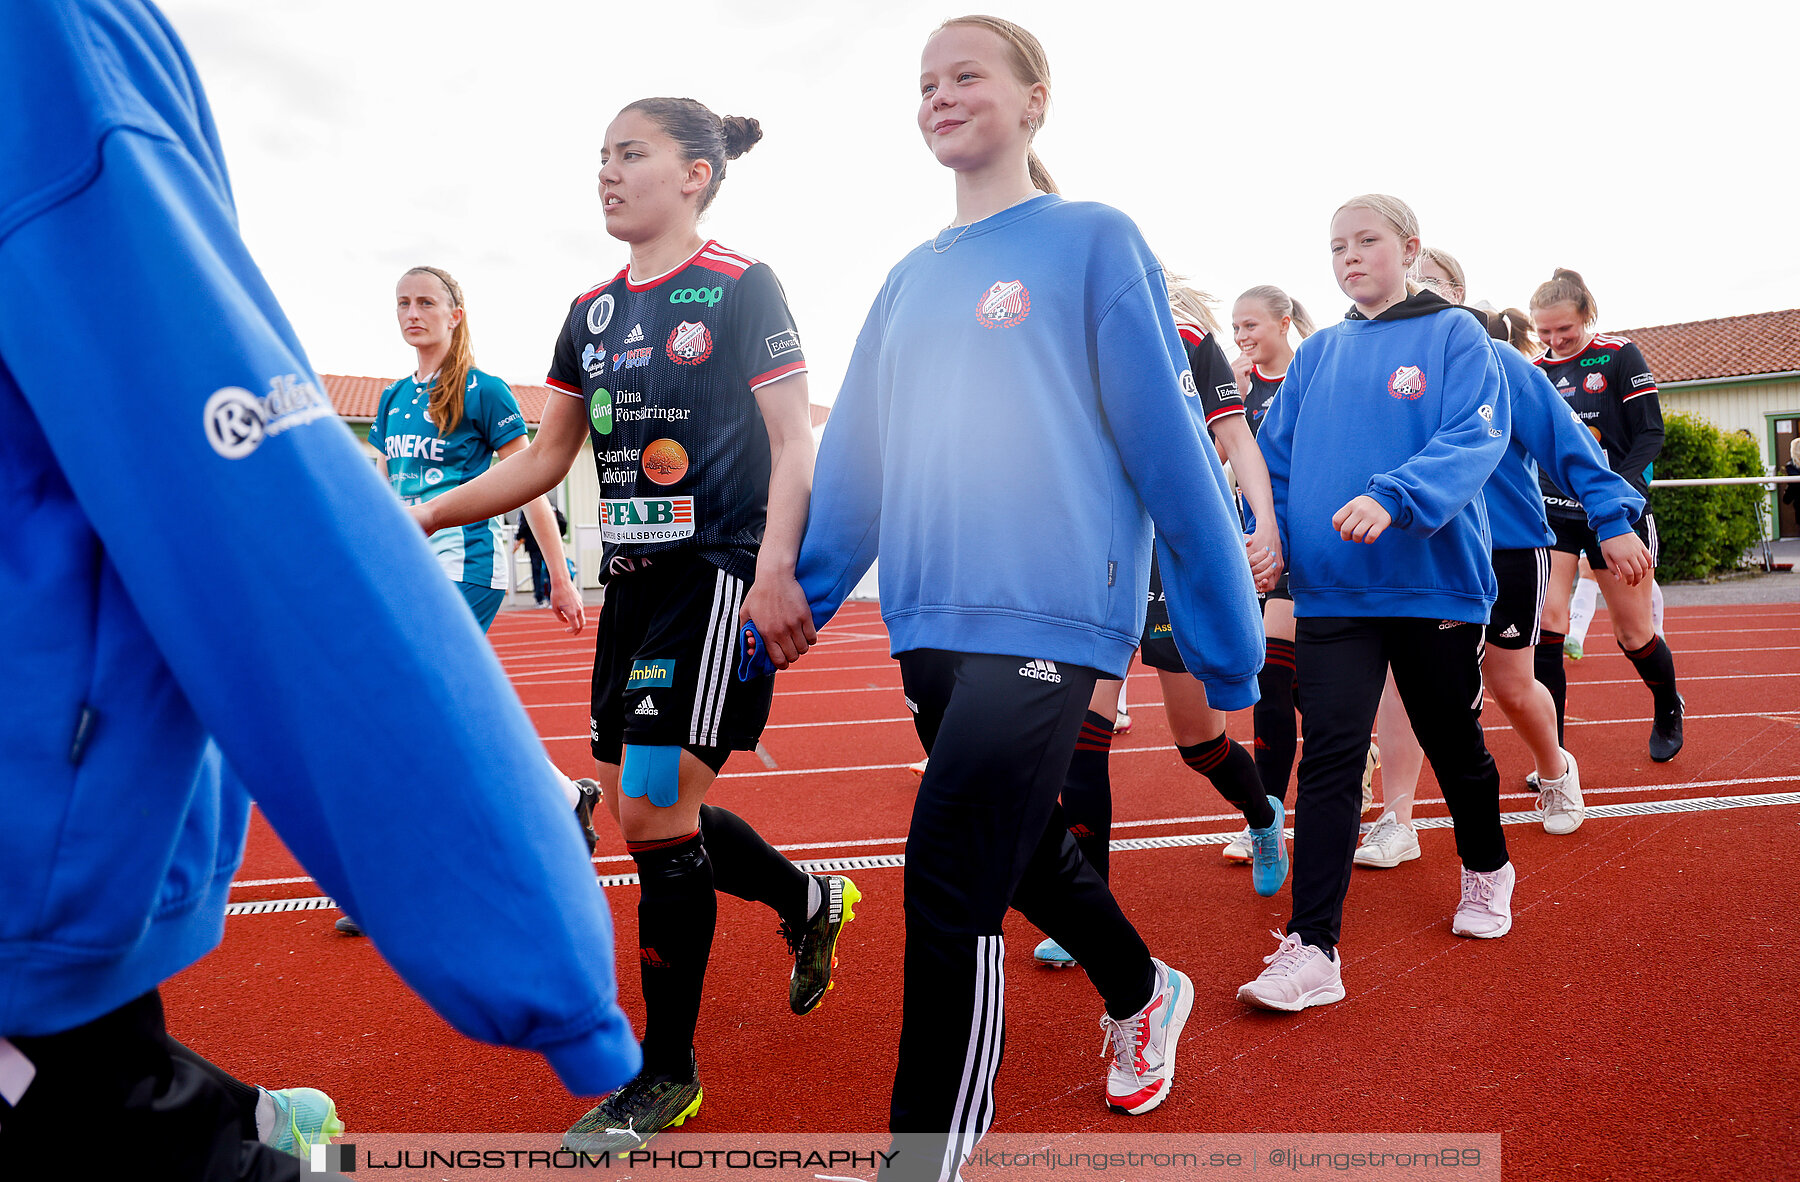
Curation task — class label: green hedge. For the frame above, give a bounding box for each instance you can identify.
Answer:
[1648,412,1766,580]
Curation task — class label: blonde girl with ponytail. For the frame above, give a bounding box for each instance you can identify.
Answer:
[336,268,593,941]
[380,265,582,635]
[748,16,1267,1168]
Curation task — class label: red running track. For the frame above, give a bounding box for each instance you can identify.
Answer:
[169,601,1800,1180]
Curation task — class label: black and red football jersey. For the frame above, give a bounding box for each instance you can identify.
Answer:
[1534,333,1661,516]
[547,241,807,583]
[1174,315,1244,430]
[1241,364,1284,439]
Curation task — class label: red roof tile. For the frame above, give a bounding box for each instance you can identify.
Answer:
[1611,309,1800,385]
[320,373,554,425]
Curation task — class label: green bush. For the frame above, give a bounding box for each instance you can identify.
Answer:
[1649,412,1766,579]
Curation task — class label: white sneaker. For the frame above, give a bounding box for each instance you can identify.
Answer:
[1537,749,1585,835]
[1221,826,1254,864]
[1114,710,1132,734]
[1100,958,1192,1114]
[1353,810,1421,868]
[907,757,928,776]
[1452,862,1516,938]
[1236,930,1345,1012]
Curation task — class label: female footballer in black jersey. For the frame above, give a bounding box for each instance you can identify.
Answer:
[1529,268,1683,761]
[1228,286,1320,831]
[410,97,857,1154]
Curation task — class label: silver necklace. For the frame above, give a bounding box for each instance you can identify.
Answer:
[932,189,1044,253]
[932,222,973,254]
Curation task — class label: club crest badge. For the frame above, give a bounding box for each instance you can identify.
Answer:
[1387,365,1426,400]
[1584,372,1607,393]
[586,293,615,336]
[667,320,713,366]
[977,280,1030,328]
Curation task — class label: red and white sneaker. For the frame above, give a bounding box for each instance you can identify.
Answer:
[1236,930,1345,1012]
[1099,958,1192,1114]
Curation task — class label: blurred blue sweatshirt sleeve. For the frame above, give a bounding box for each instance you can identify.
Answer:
[793,303,886,629]
[0,126,638,1095]
[1094,266,1262,710]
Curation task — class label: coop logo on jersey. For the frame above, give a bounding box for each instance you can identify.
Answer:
[977,280,1030,328]
[1179,370,1199,397]
[586,293,615,335]
[600,496,695,542]
[1477,404,1501,438]
[1387,365,1426,400]
[641,438,690,486]
[590,388,614,436]
[670,286,724,307]
[628,659,676,688]
[581,343,606,375]
[613,347,653,372]
[667,320,714,365]
[203,374,331,459]
[1584,372,1608,393]
[765,329,801,360]
[1579,353,1612,367]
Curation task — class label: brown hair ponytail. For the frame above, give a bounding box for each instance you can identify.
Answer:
[1239,284,1315,340]
[1488,307,1538,357]
[405,265,472,435]
[1529,267,1599,326]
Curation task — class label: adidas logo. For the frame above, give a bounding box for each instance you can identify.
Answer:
[1018,658,1062,683]
[1439,621,1458,630]
[634,695,658,717]
[1500,624,1520,638]
[624,323,644,344]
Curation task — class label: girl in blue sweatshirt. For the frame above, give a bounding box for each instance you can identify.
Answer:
[751,15,1262,1175]
[1242,195,1514,1015]
[1359,252,1650,872]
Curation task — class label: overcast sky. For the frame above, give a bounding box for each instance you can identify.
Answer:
[160,0,1799,404]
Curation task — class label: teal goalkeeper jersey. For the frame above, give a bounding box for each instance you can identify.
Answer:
[369,367,528,588]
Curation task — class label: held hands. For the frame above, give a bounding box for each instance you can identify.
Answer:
[739,574,817,670]
[1599,531,1654,587]
[1332,495,1392,544]
[1245,523,1284,592]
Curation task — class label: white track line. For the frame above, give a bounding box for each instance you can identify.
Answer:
[224,790,1800,911]
[525,705,1800,759]
[229,775,1800,889]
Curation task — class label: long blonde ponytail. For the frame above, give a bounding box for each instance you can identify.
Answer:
[406,265,473,435]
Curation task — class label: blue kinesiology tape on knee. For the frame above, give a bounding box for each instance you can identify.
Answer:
[620,744,682,807]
